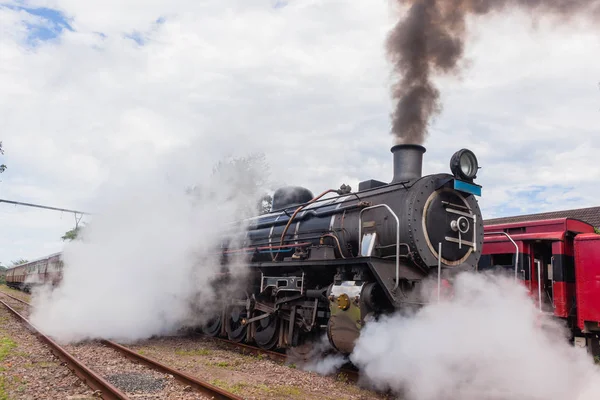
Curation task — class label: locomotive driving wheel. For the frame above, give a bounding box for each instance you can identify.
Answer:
[287,332,322,363]
[201,314,222,337]
[253,311,279,350]
[226,295,248,343]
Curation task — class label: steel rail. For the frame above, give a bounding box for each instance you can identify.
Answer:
[101,340,243,400]
[0,299,130,400]
[0,293,242,400]
[209,335,288,362]
[0,291,30,306]
[204,335,360,383]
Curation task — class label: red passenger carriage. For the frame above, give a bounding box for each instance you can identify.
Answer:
[480,218,600,356]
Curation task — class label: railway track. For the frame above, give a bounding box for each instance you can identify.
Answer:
[196,333,361,383]
[0,298,129,400]
[0,292,242,400]
[0,290,30,305]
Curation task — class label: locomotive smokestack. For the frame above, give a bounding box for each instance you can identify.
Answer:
[391,144,425,182]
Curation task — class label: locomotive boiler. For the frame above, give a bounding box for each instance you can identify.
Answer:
[204,144,484,357]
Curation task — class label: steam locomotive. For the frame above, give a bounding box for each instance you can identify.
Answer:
[206,144,484,356]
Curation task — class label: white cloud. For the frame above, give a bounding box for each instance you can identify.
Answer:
[0,1,599,262]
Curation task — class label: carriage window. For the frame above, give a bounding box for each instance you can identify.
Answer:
[492,253,515,267]
[479,253,516,272]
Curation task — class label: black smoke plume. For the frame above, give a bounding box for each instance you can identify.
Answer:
[387,0,600,144]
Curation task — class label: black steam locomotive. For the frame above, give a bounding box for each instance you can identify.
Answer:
[203,144,484,357]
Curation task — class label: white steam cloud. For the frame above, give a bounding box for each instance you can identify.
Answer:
[300,335,347,376]
[350,272,600,400]
[30,150,270,344]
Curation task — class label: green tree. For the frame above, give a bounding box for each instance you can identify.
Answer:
[595,227,600,235]
[0,141,6,173]
[62,224,85,241]
[11,259,27,266]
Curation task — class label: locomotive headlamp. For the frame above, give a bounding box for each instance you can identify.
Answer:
[450,149,479,181]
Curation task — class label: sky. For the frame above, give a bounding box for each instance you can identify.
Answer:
[0,0,599,264]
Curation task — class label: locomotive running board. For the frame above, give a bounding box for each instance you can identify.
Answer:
[252,257,426,305]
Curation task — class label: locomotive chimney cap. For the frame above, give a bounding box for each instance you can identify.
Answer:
[390,143,426,153]
[390,144,426,183]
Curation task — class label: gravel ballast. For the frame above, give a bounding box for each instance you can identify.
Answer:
[125,336,390,399]
[106,371,166,393]
[0,301,97,400]
[64,341,213,400]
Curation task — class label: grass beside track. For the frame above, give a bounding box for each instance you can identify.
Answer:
[0,286,30,304]
[0,336,17,400]
[0,337,17,362]
[0,312,19,400]
[0,310,18,399]
[0,378,7,400]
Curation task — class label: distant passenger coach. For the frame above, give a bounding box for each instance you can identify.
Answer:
[5,253,63,292]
